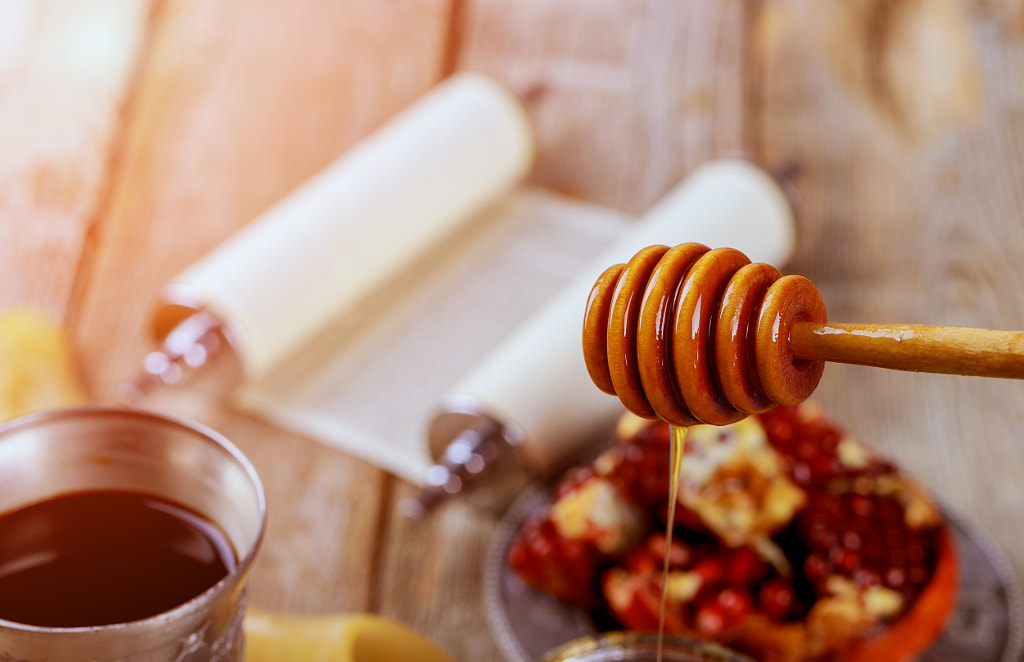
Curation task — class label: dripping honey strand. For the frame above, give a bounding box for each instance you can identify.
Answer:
[657,424,687,662]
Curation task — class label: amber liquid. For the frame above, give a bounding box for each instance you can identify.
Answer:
[657,425,687,662]
[0,490,236,628]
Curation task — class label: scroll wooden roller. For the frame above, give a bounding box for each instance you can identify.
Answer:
[583,243,1024,427]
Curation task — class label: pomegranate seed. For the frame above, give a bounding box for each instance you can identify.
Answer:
[885,528,905,548]
[796,440,818,460]
[694,557,726,587]
[717,588,754,624]
[889,548,908,568]
[640,423,671,446]
[508,540,529,567]
[886,567,906,588]
[808,455,834,480]
[849,494,874,518]
[877,499,902,524]
[842,531,862,550]
[853,568,882,587]
[804,553,831,582]
[625,549,659,576]
[907,542,927,564]
[861,539,887,563]
[759,579,797,620]
[695,600,728,634]
[791,462,812,486]
[821,429,842,452]
[850,515,874,535]
[833,548,861,573]
[529,531,555,559]
[908,564,930,585]
[809,528,838,550]
[763,416,795,446]
[728,547,766,586]
[647,533,693,569]
[561,538,589,563]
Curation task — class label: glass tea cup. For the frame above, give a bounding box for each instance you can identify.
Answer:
[0,406,266,662]
[539,632,756,662]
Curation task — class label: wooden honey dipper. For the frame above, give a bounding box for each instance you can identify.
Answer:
[583,242,1024,427]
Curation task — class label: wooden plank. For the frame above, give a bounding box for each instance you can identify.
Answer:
[372,2,751,659]
[455,0,749,215]
[69,0,453,615]
[757,0,1024,587]
[0,0,150,321]
[376,486,503,661]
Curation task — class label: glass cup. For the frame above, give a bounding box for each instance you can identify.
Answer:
[0,406,266,661]
[539,632,756,662]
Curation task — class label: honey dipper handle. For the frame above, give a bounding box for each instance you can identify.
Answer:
[789,322,1024,379]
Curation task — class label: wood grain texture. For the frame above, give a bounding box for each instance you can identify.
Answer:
[456,0,748,215]
[757,0,1024,589]
[790,322,1024,378]
[64,0,454,615]
[71,0,453,401]
[375,481,503,661]
[0,0,150,321]
[3,0,1024,659]
[372,3,752,659]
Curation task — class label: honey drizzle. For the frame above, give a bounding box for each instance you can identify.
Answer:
[657,424,687,662]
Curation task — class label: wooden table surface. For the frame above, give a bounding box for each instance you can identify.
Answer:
[5,1,1024,659]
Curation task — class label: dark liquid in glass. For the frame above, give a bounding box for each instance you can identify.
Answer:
[0,490,235,628]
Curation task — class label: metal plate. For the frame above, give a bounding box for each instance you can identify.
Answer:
[485,485,1024,662]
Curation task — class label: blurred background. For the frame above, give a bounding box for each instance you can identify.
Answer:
[2,0,1024,659]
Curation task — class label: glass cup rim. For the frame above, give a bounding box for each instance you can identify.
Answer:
[0,405,267,634]
[539,631,756,662]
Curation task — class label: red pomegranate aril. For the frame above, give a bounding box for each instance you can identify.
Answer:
[807,525,838,550]
[796,440,818,460]
[885,528,906,548]
[886,567,906,588]
[696,600,728,634]
[889,548,908,568]
[833,548,861,573]
[908,564,930,586]
[791,462,812,486]
[694,556,727,587]
[763,414,795,446]
[717,588,754,624]
[728,547,766,586]
[638,422,671,446]
[528,529,555,559]
[561,538,590,563]
[842,531,862,551]
[876,499,902,524]
[759,579,797,621]
[647,533,693,569]
[820,429,842,452]
[509,539,529,568]
[853,568,882,587]
[624,549,659,576]
[849,494,874,518]
[808,455,835,481]
[907,542,927,564]
[849,514,874,536]
[861,539,888,563]
[804,553,831,582]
